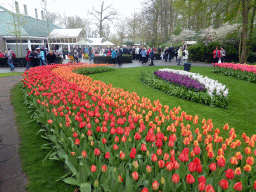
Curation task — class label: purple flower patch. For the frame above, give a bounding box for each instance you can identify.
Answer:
[154,71,206,92]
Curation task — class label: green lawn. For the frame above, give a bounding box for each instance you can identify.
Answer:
[11,83,77,192]
[0,72,23,78]
[87,66,256,136]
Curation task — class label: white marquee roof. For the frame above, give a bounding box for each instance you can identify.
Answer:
[103,41,115,45]
[49,28,82,38]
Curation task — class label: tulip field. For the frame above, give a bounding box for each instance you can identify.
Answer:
[18,63,256,192]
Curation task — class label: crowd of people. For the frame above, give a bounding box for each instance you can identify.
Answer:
[0,43,227,71]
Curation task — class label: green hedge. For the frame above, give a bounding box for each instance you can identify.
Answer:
[188,42,256,63]
[0,56,63,67]
[94,54,133,64]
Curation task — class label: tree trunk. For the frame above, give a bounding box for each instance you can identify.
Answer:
[248,0,256,43]
[240,0,249,63]
[99,1,104,37]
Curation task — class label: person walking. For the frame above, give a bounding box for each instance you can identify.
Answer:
[168,46,174,62]
[5,48,15,71]
[183,48,189,65]
[213,46,221,63]
[25,48,31,70]
[220,47,226,63]
[149,48,155,66]
[117,48,123,66]
[111,49,117,64]
[39,48,47,66]
[88,47,92,62]
[147,47,151,62]
[141,48,147,64]
[158,46,162,54]
[164,47,168,62]
[177,47,182,66]
[135,46,140,60]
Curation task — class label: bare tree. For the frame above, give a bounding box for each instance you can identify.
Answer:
[115,21,127,46]
[89,1,117,37]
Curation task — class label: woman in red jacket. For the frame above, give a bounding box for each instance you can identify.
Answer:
[213,46,221,63]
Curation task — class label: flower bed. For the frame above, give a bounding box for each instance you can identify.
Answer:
[141,70,229,109]
[21,63,256,191]
[212,63,256,83]
[159,68,229,97]
[154,71,206,92]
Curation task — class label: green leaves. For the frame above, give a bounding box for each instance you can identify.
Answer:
[65,159,77,176]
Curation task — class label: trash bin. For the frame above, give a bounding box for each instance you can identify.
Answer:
[184,63,191,71]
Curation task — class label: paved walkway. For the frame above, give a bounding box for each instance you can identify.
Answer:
[0,59,213,73]
[0,59,213,191]
[0,75,28,192]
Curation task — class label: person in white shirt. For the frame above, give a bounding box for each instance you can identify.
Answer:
[183,48,189,64]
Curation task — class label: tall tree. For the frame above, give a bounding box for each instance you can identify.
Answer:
[89,1,117,37]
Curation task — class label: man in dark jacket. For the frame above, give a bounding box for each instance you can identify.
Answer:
[117,48,123,66]
[46,51,56,64]
[88,47,92,62]
[168,46,174,62]
[29,48,39,67]
[149,49,155,66]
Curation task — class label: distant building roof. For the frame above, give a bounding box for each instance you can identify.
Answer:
[0,6,61,37]
[49,29,83,38]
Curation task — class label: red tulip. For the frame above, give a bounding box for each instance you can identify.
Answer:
[198,183,205,191]
[165,162,173,171]
[253,181,256,190]
[113,144,119,151]
[205,185,215,192]
[225,169,234,180]
[73,132,78,138]
[152,180,159,191]
[94,148,101,156]
[119,152,125,160]
[102,138,107,144]
[118,175,123,182]
[196,164,203,173]
[209,163,216,171]
[129,147,136,158]
[158,160,165,168]
[172,174,180,183]
[219,179,229,189]
[233,182,242,191]
[186,174,195,184]
[141,188,148,192]
[132,171,139,180]
[114,136,119,143]
[188,162,197,172]
[134,132,141,140]
[156,148,162,156]
[151,153,158,162]
[198,176,206,184]
[90,165,96,173]
[217,157,226,167]
[146,165,152,173]
[102,165,107,173]
[81,151,87,158]
[141,143,147,152]
[74,139,80,145]
[105,152,110,159]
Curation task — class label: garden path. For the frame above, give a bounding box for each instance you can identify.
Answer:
[0,75,28,192]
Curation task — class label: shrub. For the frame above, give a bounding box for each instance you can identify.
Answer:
[154,53,161,60]
[94,54,133,64]
[0,56,63,67]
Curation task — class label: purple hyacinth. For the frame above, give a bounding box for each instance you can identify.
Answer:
[154,71,206,92]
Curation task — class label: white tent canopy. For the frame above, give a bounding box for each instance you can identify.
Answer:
[49,29,82,37]
[103,41,115,46]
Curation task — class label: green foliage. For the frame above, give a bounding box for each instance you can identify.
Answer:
[124,41,134,46]
[154,53,161,60]
[0,56,63,67]
[74,66,116,75]
[188,42,239,63]
[160,43,169,51]
[94,55,133,64]
[0,72,23,78]
[212,66,256,83]
[173,26,182,35]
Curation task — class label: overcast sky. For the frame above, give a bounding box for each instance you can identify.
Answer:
[1,0,144,30]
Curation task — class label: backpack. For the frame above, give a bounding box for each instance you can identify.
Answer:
[12,52,16,58]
